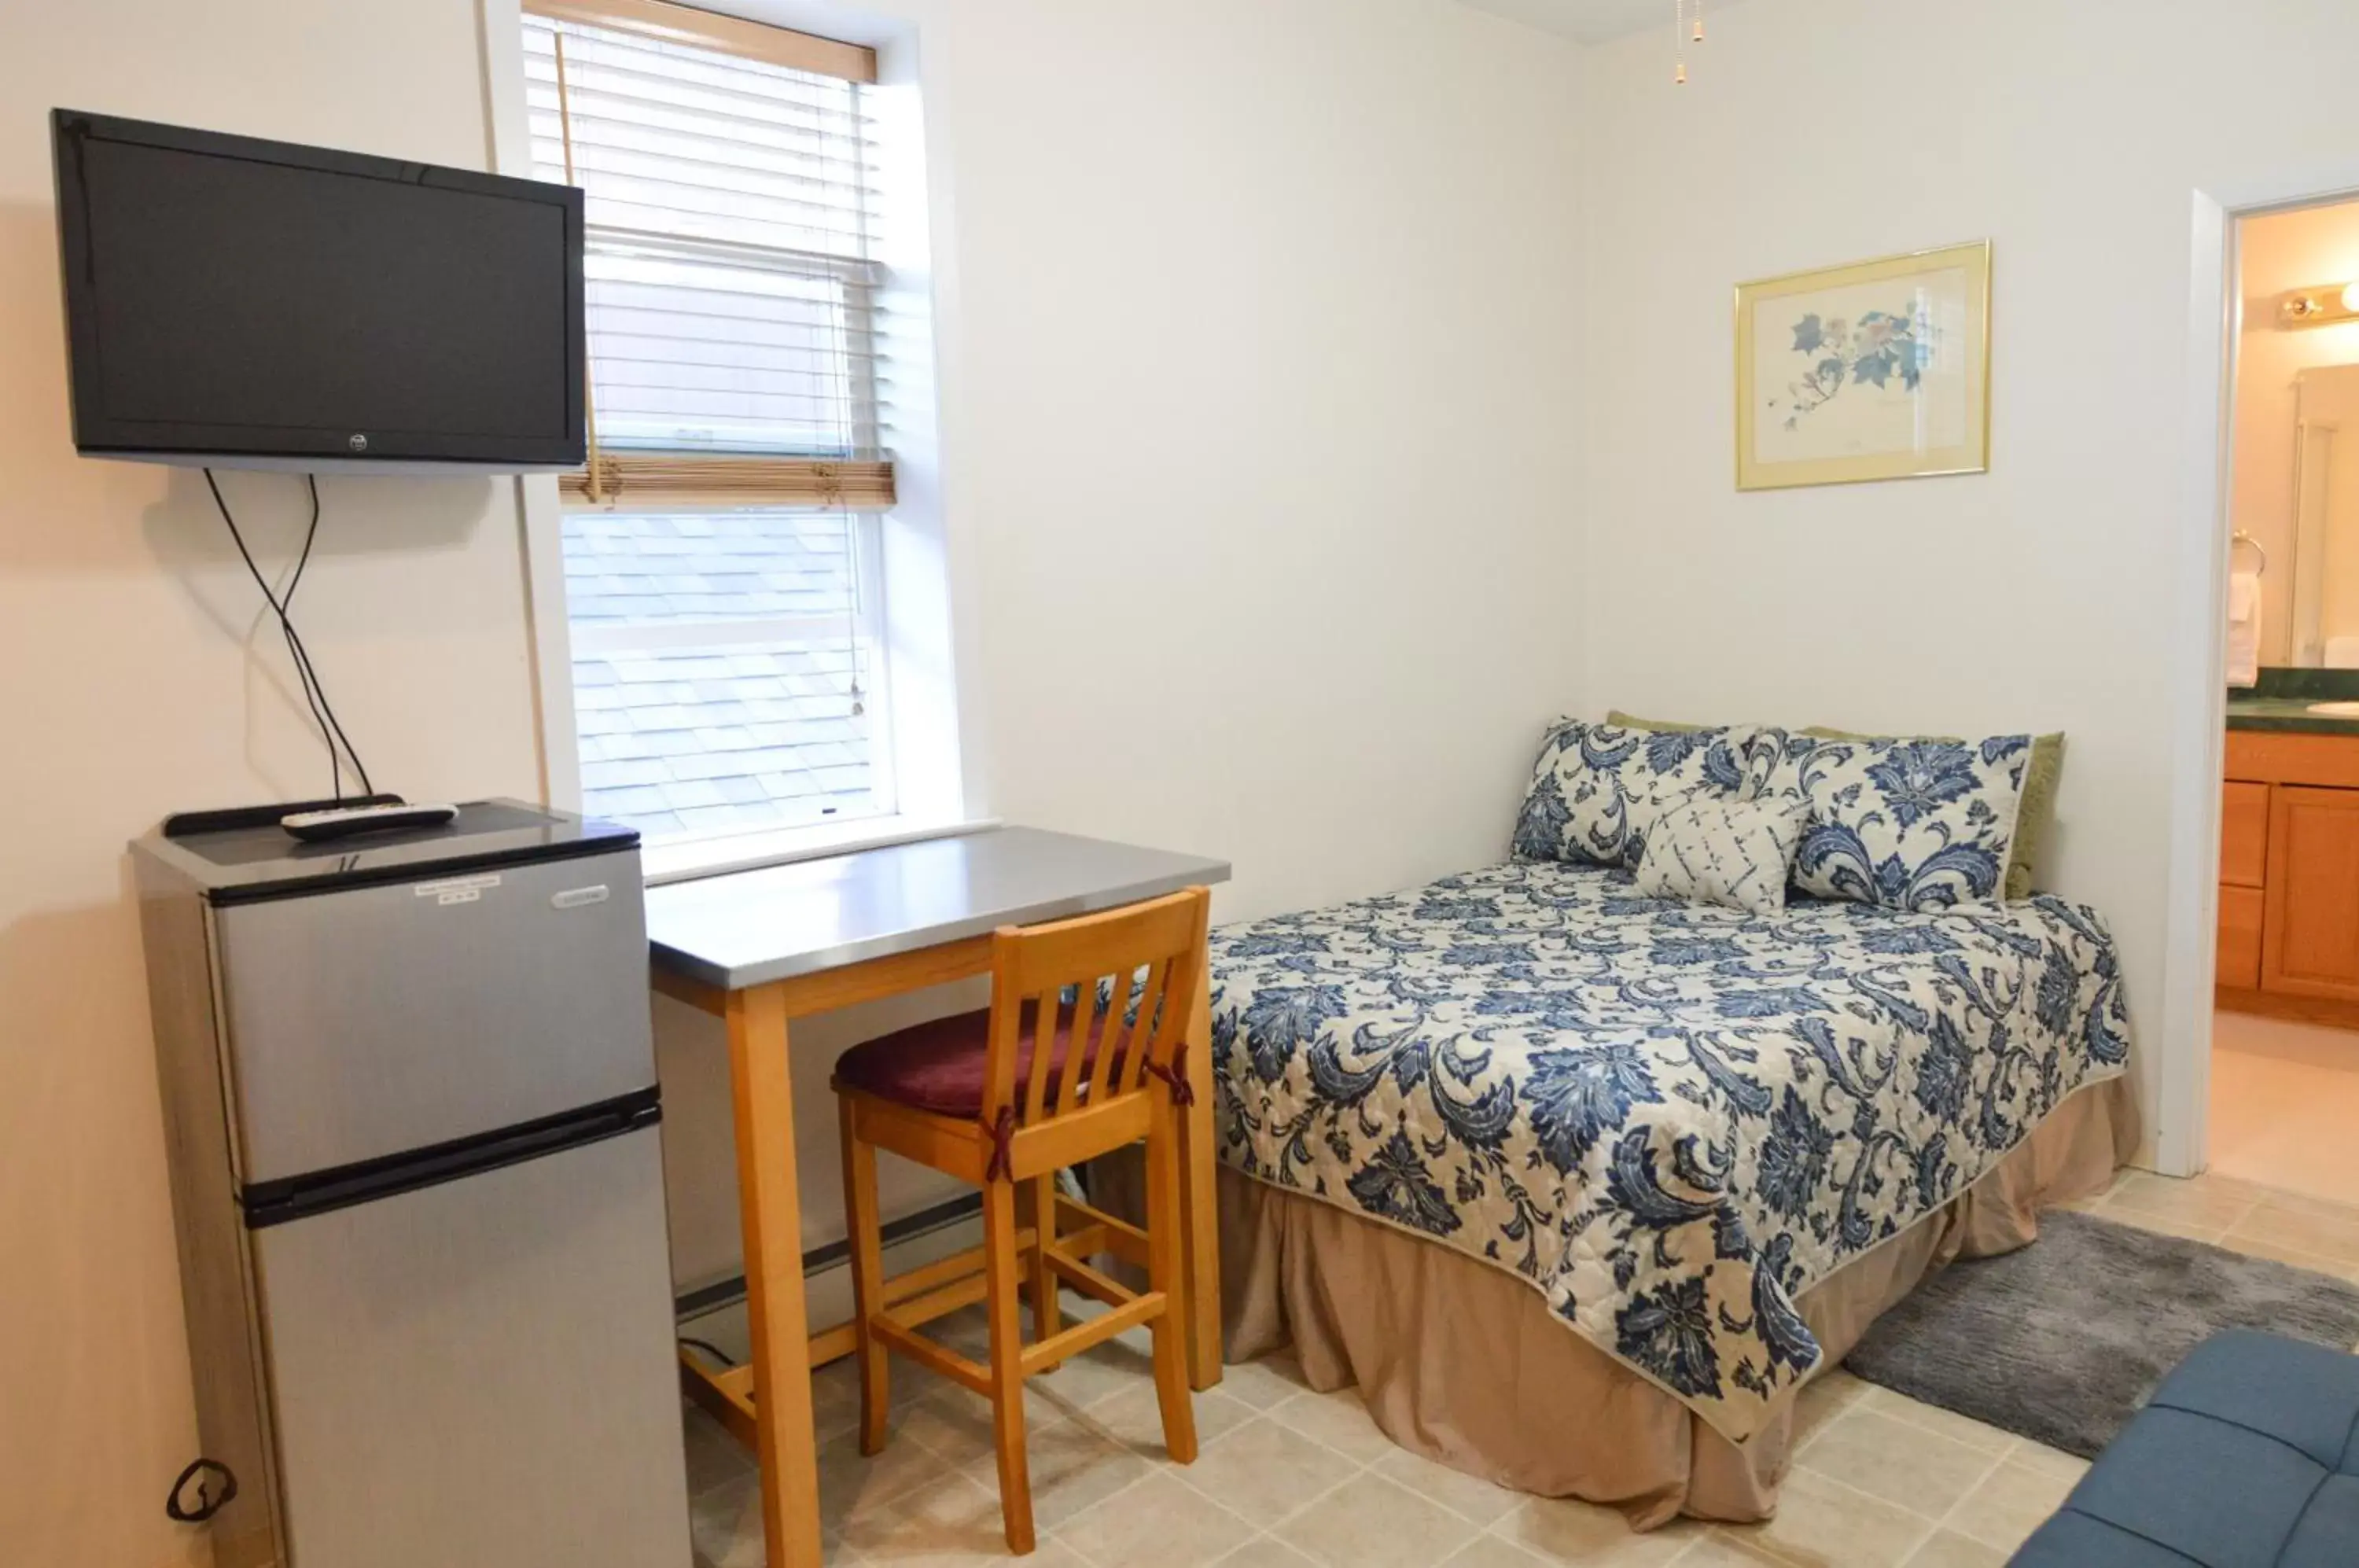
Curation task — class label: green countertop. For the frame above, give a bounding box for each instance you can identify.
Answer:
[2228,670,2359,734]
[2227,695,2359,734]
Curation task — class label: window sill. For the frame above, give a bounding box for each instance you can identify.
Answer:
[639,812,1001,888]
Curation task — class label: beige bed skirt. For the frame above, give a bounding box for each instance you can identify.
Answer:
[1186,1076,2138,1528]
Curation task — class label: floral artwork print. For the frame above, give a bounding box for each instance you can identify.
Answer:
[1738,243,1989,490]
[1208,859,2132,1441]
[1769,307,1930,432]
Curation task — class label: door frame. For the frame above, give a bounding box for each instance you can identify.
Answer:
[2160,167,2359,1176]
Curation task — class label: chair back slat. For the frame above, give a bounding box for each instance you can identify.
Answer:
[982,888,1210,1130]
[1124,955,1174,1096]
[1087,969,1130,1107]
[1045,981,1099,1120]
[1090,952,1156,1099]
[984,981,1029,1132]
[1015,991,1052,1127]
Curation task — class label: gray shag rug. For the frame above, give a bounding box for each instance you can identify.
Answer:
[1844,1209,2359,1457]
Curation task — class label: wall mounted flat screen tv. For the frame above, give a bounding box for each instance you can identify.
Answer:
[52,109,585,472]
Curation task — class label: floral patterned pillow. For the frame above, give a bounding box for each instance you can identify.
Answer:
[1751,734,2032,910]
[1513,720,1776,869]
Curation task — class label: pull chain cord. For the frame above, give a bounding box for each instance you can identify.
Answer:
[204,470,374,799]
[1673,0,1704,83]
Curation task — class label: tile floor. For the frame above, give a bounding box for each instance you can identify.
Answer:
[683,1169,2359,1568]
[2210,1007,2359,1204]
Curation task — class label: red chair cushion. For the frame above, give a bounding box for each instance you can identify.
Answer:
[834,1002,1113,1119]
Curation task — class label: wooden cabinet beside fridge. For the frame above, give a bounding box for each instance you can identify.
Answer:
[2220,731,2359,1023]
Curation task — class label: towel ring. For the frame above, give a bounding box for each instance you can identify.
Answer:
[2232,530,2269,575]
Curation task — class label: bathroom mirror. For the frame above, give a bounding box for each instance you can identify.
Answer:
[2284,364,2359,667]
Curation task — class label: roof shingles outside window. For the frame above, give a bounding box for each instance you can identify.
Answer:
[565,513,878,839]
[564,513,853,623]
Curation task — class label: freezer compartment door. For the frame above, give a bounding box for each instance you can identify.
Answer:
[252,1125,690,1568]
[215,848,652,1183]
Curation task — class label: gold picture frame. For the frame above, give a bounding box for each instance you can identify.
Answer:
[1735,240,1992,491]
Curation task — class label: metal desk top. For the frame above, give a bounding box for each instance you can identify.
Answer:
[643,826,1232,992]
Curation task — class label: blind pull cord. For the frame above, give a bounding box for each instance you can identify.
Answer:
[845,503,864,718]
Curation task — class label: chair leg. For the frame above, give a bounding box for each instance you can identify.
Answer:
[1143,1093,1200,1465]
[839,1096,891,1457]
[1028,1173,1062,1361]
[982,1177,1036,1554]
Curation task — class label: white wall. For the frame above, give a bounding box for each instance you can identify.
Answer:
[1579,0,2359,1166]
[2,0,1588,1558]
[939,0,1590,913]
[0,4,550,1564]
[2234,200,2359,664]
[0,4,545,1565]
[650,0,1593,1287]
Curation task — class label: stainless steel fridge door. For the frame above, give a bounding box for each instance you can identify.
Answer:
[214,848,653,1183]
[250,1125,690,1568]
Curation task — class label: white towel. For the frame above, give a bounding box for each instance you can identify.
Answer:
[2227,569,2261,689]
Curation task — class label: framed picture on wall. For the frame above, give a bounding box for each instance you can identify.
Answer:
[1735,240,1992,491]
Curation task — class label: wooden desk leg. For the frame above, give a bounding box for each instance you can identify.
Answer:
[727,985,825,1568]
[1180,963,1224,1389]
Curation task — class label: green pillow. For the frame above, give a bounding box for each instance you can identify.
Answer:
[1800,727,2065,902]
[1606,712,2063,900]
[1798,724,1965,742]
[1604,710,1709,734]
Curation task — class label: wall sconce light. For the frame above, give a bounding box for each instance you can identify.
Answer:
[2281,282,2359,329]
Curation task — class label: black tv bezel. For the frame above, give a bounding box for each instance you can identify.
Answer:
[50,109,587,472]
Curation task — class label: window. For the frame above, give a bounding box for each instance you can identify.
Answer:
[521,0,918,847]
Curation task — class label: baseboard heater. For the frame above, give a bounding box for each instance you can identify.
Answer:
[674,1191,984,1320]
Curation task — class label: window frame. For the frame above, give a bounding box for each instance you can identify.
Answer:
[484,0,979,877]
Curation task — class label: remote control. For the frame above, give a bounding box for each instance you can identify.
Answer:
[281,802,460,842]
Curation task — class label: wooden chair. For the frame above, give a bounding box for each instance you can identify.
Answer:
[830,887,1210,1555]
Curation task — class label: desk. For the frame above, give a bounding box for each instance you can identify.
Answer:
[645,826,1233,1567]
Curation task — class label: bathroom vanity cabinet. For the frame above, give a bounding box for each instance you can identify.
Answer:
[2221,730,2359,1022]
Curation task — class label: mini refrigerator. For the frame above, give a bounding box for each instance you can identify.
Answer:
[133,801,692,1568]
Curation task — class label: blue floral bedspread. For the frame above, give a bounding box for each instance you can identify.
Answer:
[1207,860,2133,1441]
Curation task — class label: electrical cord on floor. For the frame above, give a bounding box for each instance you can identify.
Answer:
[678,1336,739,1369]
[203,469,375,800]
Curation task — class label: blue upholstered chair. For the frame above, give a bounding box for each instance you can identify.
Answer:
[2011,1330,2359,1566]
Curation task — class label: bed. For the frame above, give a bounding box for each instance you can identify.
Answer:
[1202,856,2137,1525]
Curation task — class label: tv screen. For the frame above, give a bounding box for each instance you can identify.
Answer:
[52,110,584,471]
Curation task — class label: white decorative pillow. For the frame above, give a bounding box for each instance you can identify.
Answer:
[1513,720,1775,869]
[1751,734,2032,911]
[1634,797,1808,915]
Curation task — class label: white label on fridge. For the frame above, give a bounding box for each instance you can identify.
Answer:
[414,873,501,907]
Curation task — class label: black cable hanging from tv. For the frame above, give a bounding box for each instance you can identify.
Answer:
[203,469,374,801]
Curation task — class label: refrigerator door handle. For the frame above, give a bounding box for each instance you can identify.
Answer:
[240,1088,661,1229]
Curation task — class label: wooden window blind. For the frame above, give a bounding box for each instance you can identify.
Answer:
[523,0,895,509]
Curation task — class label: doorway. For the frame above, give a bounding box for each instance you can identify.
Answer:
[2188,192,2359,1206]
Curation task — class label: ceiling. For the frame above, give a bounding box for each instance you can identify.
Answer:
[1456,0,1747,46]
